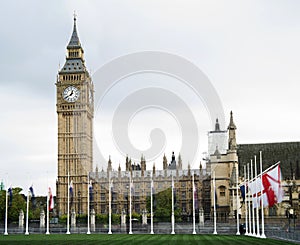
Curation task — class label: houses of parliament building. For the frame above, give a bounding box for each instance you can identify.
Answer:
[56,17,300,222]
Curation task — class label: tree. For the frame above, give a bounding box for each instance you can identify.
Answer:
[147,188,181,222]
[0,187,26,222]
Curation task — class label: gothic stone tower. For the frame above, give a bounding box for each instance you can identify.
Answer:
[56,16,94,216]
[208,111,239,220]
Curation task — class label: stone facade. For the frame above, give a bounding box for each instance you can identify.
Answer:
[89,160,210,219]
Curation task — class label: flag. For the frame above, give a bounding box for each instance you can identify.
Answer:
[130,179,134,197]
[151,179,156,210]
[193,182,198,210]
[240,184,246,203]
[8,187,12,206]
[89,181,93,203]
[248,177,262,208]
[172,178,177,209]
[29,185,36,208]
[110,180,114,193]
[214,190,218,208]
[69,181,74,206]
[262,164,284,207]
[49,187,54,211]
[248,164,284,208]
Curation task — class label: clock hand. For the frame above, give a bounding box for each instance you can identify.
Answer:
[65,90,74,99]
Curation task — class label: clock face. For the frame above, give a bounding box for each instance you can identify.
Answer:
[63,86,80,102]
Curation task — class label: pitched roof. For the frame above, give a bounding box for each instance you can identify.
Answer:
[67,16,81,49]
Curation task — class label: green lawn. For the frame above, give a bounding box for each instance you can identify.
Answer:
[0,234,297,245]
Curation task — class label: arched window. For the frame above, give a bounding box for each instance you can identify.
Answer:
[219,186,226,197]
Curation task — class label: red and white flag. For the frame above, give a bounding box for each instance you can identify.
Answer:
[49,187,54,211]
[248,164,284,208]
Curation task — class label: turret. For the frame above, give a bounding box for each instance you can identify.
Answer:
[163,154,168,170]
[177,153,182,170]
[227,111,237,151]
[107,155,112,172]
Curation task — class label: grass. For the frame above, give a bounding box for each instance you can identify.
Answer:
[0,234,297,245]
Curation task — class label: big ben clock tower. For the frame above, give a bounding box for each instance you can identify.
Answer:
[56,15,94,216]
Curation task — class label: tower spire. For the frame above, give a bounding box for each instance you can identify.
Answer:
[215,118,220,131]
[228,111,237,130]
[227,111,237,151]
[67,12,81,49]
[60,15,86,74]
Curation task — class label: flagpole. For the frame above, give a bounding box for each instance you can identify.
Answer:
[129,177,132,234]
[192,173,196,234]
[66,172,70,234]
[260,151,266,238]
[25,190,30,235]
[251,160,256,236]
[236,165,240,235]
[244,165,248,235]
[213,171,217,235]
[171,175,175,234]
[247,163,252,236]
[4,188,8,235]
[108,176,112,234]
[255,156,260,237]
[87,174,91,235]
[46,188,50,234]
[150,174,154,234]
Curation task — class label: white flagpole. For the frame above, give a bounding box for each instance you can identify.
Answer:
[233,182,235,217]
[129,177,132,234]
[25,190,30,235]
[4,188,8,235]
[236,165,240,235]
[87,174,91,235]
[260,151,266,238]
[108,177,112,234]
[150,174,154,234]
[192,173,196,234]
[255,156,260,237]
[213,171,217,235]
[247,163,252,236]
[244,165,248,235]
[171,175,175,234]
[46,188,50,234]
[66,172,70,234]
[251,160,256,236]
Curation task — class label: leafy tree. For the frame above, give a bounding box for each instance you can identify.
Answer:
[0,187,26,222]
[147,188,181,222]
[96,214,108,224]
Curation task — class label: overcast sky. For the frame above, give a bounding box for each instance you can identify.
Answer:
[1,0,300,195]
